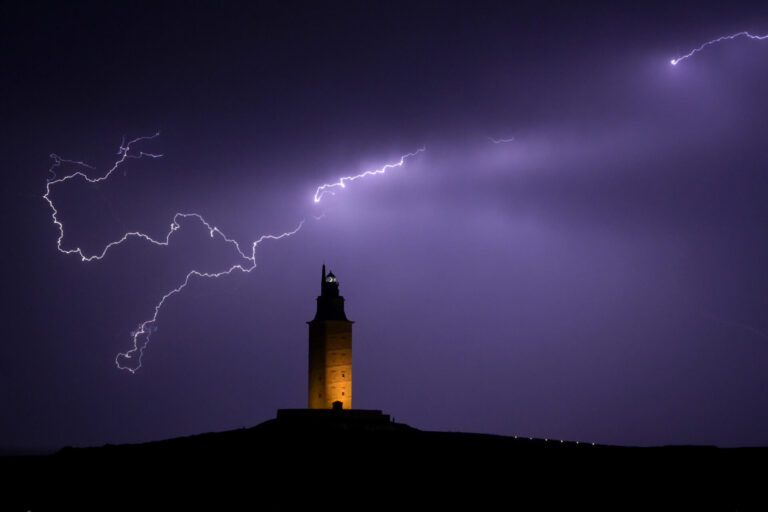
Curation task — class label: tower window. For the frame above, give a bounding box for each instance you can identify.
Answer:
[342,392,345,396]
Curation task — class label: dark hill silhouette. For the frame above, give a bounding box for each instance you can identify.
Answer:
[4,410,766,510]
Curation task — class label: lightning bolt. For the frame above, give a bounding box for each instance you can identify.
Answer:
[45,135,424,372]
[44,132,164,262]
[313,147,425,203]
[44,134,304,372]
[670,31,768,66]
[488,136,515,144]
[115,218,304,373]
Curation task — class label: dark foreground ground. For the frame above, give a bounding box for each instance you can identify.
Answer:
[4,409,766,510]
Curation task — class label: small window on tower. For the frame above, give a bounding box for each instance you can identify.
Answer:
[342,392,345,396]
[342,373,345,378]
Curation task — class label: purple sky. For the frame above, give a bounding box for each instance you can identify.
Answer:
[3,1,768,452]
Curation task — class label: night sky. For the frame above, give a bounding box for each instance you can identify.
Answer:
[3,1,768,453]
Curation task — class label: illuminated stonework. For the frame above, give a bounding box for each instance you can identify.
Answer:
[308,265,353,409]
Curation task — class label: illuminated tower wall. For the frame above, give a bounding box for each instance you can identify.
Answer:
[308,265,353,409]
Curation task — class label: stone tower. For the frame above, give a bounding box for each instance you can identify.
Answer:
[308,265,353,409]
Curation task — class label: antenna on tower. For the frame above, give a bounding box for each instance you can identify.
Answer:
[321,263,326,291]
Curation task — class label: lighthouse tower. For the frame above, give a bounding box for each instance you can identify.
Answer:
[307,265,353,409]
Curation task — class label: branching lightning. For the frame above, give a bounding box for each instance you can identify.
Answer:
[45,135,424,372]
[313,147,425,203]
[670,31,768,65]
[44,132,164,262]
[115,217,304,373]
[44,134,304,373]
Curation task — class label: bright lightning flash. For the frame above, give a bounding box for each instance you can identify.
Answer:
[46,135,425,372]
[670,31,768,65]
[313,147,425,203]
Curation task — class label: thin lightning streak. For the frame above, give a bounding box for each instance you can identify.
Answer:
[115,219,304,373]
[488,136,515,144]
[670,31,768,66]
[44,134,304,372]
[313,147,425,203]
[43,132,163,261]
[48,156,95,181]
[706,314,768,341]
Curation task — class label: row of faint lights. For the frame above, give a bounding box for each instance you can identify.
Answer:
[513,435,596,446]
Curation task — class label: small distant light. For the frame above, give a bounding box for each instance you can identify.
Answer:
[592,443,595,446]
